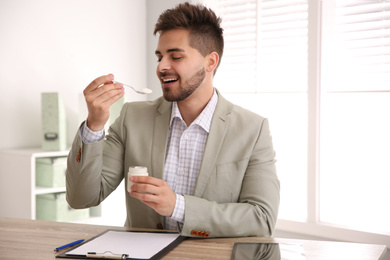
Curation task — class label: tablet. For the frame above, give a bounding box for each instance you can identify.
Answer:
[231,243,281,260]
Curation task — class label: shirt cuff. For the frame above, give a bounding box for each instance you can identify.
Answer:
[170,194,185,223]
[80,121,104,144]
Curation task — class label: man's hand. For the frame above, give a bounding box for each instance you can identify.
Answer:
[129,176,176,217]
[84,74,124,131]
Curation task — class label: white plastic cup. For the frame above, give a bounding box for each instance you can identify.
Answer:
[127,166,148,193]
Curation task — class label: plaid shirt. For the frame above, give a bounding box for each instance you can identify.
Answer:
[81,90,218,231]
[163,90,218,230]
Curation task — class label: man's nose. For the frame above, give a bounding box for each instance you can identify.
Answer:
[157,57,171,72]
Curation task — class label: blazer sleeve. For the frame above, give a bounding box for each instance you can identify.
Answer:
[181,118,280,238]
[66,117,126,209]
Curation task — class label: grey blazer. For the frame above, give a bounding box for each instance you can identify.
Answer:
[66,90,280,238]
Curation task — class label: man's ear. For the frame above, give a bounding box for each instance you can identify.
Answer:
[206,52,219,73]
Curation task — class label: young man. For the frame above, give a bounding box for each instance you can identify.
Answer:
[66,2,280,238]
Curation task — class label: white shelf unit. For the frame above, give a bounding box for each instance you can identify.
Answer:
[0,148,68,220]
[0,147,126,226]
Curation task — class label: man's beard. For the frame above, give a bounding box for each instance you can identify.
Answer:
[162,67,206,102]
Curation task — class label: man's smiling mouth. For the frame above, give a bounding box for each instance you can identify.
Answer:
[161,77,179,84]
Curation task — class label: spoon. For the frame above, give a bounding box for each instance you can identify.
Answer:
[113,81,152,94]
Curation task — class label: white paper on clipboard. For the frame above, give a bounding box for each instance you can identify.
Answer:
[64,230,182,259]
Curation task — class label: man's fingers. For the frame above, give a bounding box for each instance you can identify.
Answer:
[128,176,176,216]
[83,74,124,131]
[131,183,160,195]
[129,189,175,217]
[130,176,164,186]
[86,83,124,105]
[130,190,156,202]
[83,74,115,96]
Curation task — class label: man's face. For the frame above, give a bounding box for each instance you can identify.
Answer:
[155,29,206,102]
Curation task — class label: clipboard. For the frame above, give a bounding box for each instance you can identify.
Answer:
[56,229,185,260]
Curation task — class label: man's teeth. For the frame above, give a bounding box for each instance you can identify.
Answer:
[162,78,178,83]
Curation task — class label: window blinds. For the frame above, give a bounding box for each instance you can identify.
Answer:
[214,0,258,92]
[329,0,390,91]
[213,0,389,91]
[258,0,308,92]
[213,0,308,93]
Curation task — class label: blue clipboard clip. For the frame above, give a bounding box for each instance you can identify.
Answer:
[86,251,129,259]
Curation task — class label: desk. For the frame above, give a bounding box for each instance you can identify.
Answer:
[0,218,386,259]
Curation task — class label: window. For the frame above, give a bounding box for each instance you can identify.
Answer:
[201,0,390,247]
[320,0,390,236]
[209,0,310,222]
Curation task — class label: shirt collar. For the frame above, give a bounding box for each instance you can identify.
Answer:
[170,89,218,133]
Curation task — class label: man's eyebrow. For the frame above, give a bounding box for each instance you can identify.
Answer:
[155,48,185,55]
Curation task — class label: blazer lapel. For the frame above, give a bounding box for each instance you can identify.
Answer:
[151,99,172,180]
[194,93,232,197]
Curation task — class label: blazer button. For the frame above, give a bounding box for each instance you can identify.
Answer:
[204,232,210,238]
[191,230,197,236]
[200,231,205,237]
[156,223,163,229]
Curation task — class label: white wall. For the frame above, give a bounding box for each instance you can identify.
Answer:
[0,0,147,150]
[0,0,188,227]
[0,0,148,226]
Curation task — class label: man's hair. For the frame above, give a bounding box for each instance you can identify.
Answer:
[154,2,224,73]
